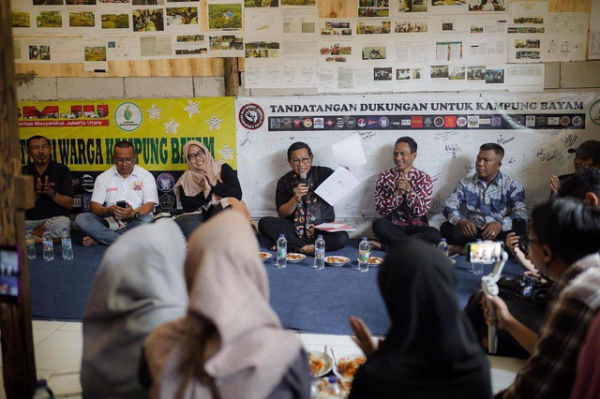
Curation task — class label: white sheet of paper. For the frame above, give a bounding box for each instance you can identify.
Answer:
[314,167,360,206]
[332,134,366,167]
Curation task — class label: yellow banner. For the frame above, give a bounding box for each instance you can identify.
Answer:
[18,97,236,171]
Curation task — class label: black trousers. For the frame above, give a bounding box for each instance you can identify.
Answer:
[174,213,208,239]
[440,221,509,246]
[372,218,441,246]
[258,216,349,252]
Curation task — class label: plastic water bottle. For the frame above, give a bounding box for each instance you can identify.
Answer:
[358,237,370,273]
[276,234,287,268]
[61,228,73,261]
[26,229,37,260]
[438,238,449,257]
[42,229,54,261]
[313,235,325,270]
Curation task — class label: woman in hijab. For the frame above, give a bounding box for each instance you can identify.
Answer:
[174,140,248,239]
[348,238,492,399]
[81,218,188,399]
[144,210,311,399]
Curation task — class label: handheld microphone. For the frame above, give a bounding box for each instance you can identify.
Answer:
[299,173,309,203]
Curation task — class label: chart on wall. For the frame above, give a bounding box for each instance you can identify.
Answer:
[235,92,600,219]
[18,96,236,212]
[10,0,590,91]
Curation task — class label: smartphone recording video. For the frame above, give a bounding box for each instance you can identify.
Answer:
[0,246,21,303]
[466,241,503,263]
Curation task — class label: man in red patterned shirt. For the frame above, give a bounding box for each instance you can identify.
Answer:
[371,137,440,250]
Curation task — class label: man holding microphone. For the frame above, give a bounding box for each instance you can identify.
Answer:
[258,141,348,255]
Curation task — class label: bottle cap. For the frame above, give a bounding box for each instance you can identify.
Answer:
[318,235,323,239]
[441,238,446,242]
[362,236,367,240]
[328,375,337,383]
[279,234,285,238]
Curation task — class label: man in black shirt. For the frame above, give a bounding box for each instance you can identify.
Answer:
[549,140,600,195]
[22,135,74,242]
[258,142,349,255]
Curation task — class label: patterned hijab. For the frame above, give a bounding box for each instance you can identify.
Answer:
[175,140,223,199]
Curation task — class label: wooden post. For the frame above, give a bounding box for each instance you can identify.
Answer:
[223,57,239,97]
[0,0,38,398]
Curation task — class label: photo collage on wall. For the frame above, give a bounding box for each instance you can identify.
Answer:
[11,0,590,92]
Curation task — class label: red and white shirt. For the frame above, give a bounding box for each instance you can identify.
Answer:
[374,167,433,226]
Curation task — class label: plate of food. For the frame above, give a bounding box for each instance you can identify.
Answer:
[287,253,306,263]
[334,354,366,379]
[308,351,333,378]
[368,256,384,266]
[325,255,351,267]
[314,377,353,397]
[258,251,272,262]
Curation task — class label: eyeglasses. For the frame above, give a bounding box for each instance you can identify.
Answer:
[291,157,311,165]
[115,157,135,165]
[188,151,204,161]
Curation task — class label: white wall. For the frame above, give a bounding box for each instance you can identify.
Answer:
[16,61,600,235]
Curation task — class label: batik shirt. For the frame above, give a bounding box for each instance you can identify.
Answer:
[374,167,433,226]
[443,171,526,231]
[499,253,600,399]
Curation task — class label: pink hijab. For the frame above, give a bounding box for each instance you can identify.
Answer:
[144,211,302,399]
[175,140,223,199]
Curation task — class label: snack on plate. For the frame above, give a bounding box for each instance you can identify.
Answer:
[314,376,353,398]
[308,351,332,377]
[337,356,366,379]
[325,256,350,265]
[337,377,353,396]
[258,251,272,261]
[287,253,305,261]
[368,256,383,265]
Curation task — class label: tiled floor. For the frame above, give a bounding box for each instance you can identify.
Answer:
[0,321,524,398]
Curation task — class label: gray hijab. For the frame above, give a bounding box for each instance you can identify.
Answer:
[81,218,188,399]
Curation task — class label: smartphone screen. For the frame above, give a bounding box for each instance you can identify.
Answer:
[466,241,503,263]
[0,246,21,303]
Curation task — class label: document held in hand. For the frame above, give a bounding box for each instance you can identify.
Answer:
[314,166,360,206]
[314,222,356,232]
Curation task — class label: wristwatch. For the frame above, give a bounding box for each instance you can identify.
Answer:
[134,211,140,220]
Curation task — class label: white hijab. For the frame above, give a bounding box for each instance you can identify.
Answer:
[81,218,188,399]
[144,210,302,399]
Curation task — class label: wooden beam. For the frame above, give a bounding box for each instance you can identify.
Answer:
[223,57,239,97]
[14,175,35,211]
[0,1,37,398]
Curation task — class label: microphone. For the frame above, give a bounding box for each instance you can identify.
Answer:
[299,173,309,203]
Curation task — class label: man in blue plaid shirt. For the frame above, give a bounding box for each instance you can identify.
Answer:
[441,143,527,251]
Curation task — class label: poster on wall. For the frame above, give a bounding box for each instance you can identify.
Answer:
[17,97,236,212]
[235,93,599,219]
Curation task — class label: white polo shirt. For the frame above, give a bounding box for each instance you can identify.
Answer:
[91,165,158,210]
